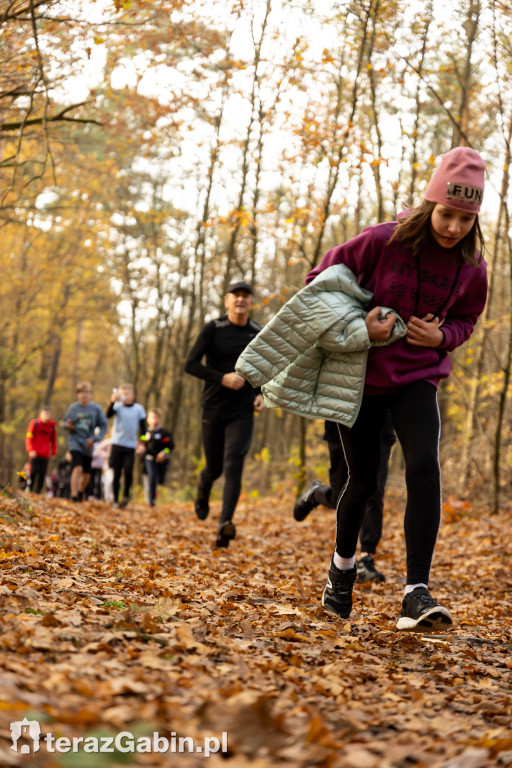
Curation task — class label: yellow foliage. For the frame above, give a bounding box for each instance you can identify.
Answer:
[255,447,271,465]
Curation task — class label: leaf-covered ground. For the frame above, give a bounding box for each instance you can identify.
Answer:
[0,486,511,768]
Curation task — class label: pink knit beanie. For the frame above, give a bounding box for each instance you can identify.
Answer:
[425,147,485,213]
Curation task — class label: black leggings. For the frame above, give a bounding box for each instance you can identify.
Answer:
[314,412,395,554]
[336,381,441,585]
[199,409,254,525]
[30,457,48,494]
[109,445,135,503]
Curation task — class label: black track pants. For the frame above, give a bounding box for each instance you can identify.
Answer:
[198,409,254,525]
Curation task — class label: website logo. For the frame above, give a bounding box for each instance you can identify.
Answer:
[10,719,229,757]
[10,719,41,754]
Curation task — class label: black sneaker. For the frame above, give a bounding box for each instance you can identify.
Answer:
[215,521,236,548]
[357,554,386,583]
[293,481,321,521]
[396,587,453,632]
[194,485,210,520]
[322,562,357,619]
[120,497,130,509]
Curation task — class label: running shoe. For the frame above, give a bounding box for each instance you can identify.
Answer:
[293,481,321,521]
[322,561,357,618]
[396,587,453,632]
[215,521,236,548]
[357,554,386,583]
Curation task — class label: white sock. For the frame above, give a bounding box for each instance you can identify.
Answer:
[333,551,355,570]
[404,583,428,596]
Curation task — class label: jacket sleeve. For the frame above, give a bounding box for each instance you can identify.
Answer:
[320,306,407,352]
[184,322,224,384]
[25,419,36,453]
[437,263,488,352]
[236,291,359,387]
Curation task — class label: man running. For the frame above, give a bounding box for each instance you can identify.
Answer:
[185,281,263,547]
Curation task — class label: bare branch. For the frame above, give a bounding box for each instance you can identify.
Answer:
[0,101,102,131]
[397,53,474,148]
[0,0,54,23]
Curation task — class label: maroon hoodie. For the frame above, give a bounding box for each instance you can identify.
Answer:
[306,220,488,394]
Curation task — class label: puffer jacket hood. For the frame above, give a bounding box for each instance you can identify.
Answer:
[236,264,407,426]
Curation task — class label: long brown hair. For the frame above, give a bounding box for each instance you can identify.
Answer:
[387,200,485,267]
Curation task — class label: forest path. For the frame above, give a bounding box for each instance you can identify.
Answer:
[0,489,510,767]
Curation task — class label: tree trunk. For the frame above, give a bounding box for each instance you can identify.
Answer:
[44,335,62,405]
[460,113,512,491]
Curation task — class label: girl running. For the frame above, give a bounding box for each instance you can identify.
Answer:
[307,147,487,631]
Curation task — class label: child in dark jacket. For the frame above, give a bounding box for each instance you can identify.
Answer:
[25,406,57,493]
[138,408,174,507]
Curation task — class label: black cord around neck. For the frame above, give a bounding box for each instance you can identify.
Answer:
[413,252,461,319]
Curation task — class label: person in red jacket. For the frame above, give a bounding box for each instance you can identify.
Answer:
[25,406,57,493]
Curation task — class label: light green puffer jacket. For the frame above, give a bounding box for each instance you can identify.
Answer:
[235,264,407,426]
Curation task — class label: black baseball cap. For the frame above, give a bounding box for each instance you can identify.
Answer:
[225,281,254,295]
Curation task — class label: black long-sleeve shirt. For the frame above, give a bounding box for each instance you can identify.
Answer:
[185,315,262,413]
